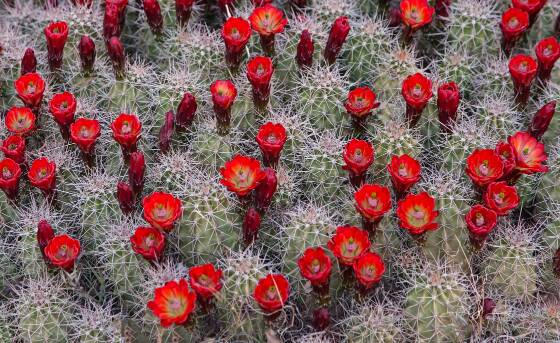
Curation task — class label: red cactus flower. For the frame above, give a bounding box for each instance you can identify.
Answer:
[44,21,68,70]
[0,158,22,200]
[437,82,460,132]
[501,8,529,54]
[142,192,182,231]
[222,17,252,68]
[509,54,537,105]
[344,86,380,121]
[176,0,194,27]
[512,0,547,21]
[465,149,504,188]
[5,107,36,136]
[44,234,81,272]
[28,158,56,193]
[297,247,332,290]
[296,29,314,69]
[465,204,497,249]
[256,122,287,168]
[220,155,266,197]
[176,92,197,130]
[243,207,262,245]
[400,0,435,31]
[324,16,350,65]
[352,252,385,289]
[401,73,433,126]
[21,48,37,76]
[110,113,142,153]
[507,131,548,174]
[147,279,197,327]
[14,72,45,110]
[37,220,55,256]
[78,35,96,74]
[327,226,371,266]
[143,0,163,35]
[116,182,135,215]
[249,5,287,55]
[483,181,519,216]
[529,101,556,140]
[342,139,374,188]
[129,151,145,195]
[354,184,392,223]
[48,92,77,130]
[107,36,126,80]
[396,192,439,236]
[130,226,165,261]
[535,37,560,82]
[0,135,25,164]
[189,264,223,301]
[103,3,121,40]
[70,118,101,154]
[247,56,274,108]
[387,154,422,195]
[495,142,517,177]
[210,80,237,135]
[253,274,290,313]
[255,167,277,212]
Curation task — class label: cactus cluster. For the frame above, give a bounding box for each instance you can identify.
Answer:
[0,0,560,341]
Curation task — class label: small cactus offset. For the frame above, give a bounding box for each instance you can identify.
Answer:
[1,0,560,341]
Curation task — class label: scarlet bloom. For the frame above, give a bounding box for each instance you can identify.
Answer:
[48,92,77,126]
[507,131,548,174]
[465,149,504,188]
[529,101,556,140]
[297,247,332,287]
[352,252,385,289]
[400,0,435,30]
[189,264,223,301]
[70,118,101,153]
[0,158,22,200]
[28,158,56,192]
[512,0,547,17]
[483,182,519,216]
[14,72,45,109]
[387,154,422,195]
[437,82,460,132]
[147,279,197,327]
[256,122,287,167]
[247,56,274,107]
[296,29,314,69]
[495,142,517,177]
[110,113,142,151]
[44,234,81,272]
[354,184,392,223]
[342,139,374,176]
[396,192,439,235]
[249,5,287,37]
[500,8,529,42]
[210,80,237,110]
[220,155,266,197]
[44,21,69,70]
[344,86,380,119]
[402,73,433,111]
[253,274,290,313]
[142,192,183,231]
[327,226,371,266]
[222,17,252,68]
[0,135,25,164]
[130,226,165,261]
[509,54,538,87]
[535,37,560,81]
[324,16,350,65]
[5,107,36,136]
[465,204,497,238]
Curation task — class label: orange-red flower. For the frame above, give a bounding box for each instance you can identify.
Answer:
[327,226,371,266]
[402,73,433,111]
[210,80,237,111]
[483,181,519,216]
[396,192,439,235]
[465,204,497,239]
[465,149,504,188]
[0,135,25,164]
[297,247,332,287]
[147,279,197,327]
[189,263,223,301]
[400,0,435,30]
[249,5,287,37]
[507,131,548,174]
[387,154,422,195]
[44,21,69,70]
[220,155,266,197]
[5,107,36,136]
[342,139,374,177]
[535,37,560,81]
[354,184,392,223]
[28,158,56,193]
[0,158,22,200]
[495,142,517,177]
[509,54,538,87]
[253,274,290,313]
[110,113,142,151]
[247,56,274,107]
[14,73,45,110]
[512,0,547,17]
[130,226,166,261]
[344,86,380,119]
[501,8,529,42]
[256,122,287,167]
[142,192,183,231]
[48,92,77,126]
[222,17,252,67]
[70,118,101,153]
[352,252,385,289]
[44,234,81,272]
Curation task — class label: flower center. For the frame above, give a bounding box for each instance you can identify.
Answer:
[475,213,485,226]
[230,28,240,40]
[345,239,357,254]
[398,164,408,177]
[59,101,68,110]
[2,167,12,179]
[26,82,36,94]
[518,61,528,72]
[494,193,505,205]
[155,204,170,219]
[56,245,68,259]
[409,8,420,21]
[256,64,265,76]
[310,259,321,274]
[412,208,425,220]
[544,46,553,57]
[412,84,423,98]
[121,121,132,134]
[168,298,183,312]
[508,17,520,29]
[8,144,17,151]
[144,234,155,248]
[266,133,278,144]
[39,168,47,178]
[367,195,379,208]
[266,286,278,301]
[362,265,376,278]
[352,149,363,163]
[478,162,489,176]
[80,127,91,138]
[197,274,212,286]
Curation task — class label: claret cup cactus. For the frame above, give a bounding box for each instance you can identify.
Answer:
[1,0,560,341]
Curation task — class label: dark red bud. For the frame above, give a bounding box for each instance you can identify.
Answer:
[143,0,163,35]
[255,167,277,212]
[482,298,496,318]
[103,4,121,41]
[553,247,560,278]
[435,0,452,18]
[21,48,37,76]
[324,16,350,65]
[243,207,261,245]
[176,92,197,129]
[312,307,330,331]
[437,82,460,133]
[128,151,145,196]
[176,0,194,27]
[78,35,96,74]
[159,111,175,154]
[116,182,135,215]
[296,30,314,69]
[529,101,556,140]
[388,7,402,28]
[37,220,55,253]
[106,36,125,80]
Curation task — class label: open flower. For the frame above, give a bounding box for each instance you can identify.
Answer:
[130,226,166,261]
[297,247,332,287]
[249,5,287,37]
[110,113,142,152]
[400,0,435,30]
[535,37,560,81]
[509,54,538,87]
[48,92,77,126]
[344,86,380,119]
[396,192,439,235]
[210,80,237,111]
[70,118,101,153]
[44,234,81,272]
[465,204,497,239]
[495,142,517,177]
[354,184,392,223]
[483,181,519,216]
[253,274,290,313]
[28,158,56,193]
[222,17,252,67]
[147,279,197,327]
[256,122,287,167]
[0,158,22,200]
[507,131,548,174]
[220,155,266,197]
[189,264,223,301]
[342,139,374,177]
[465,149,504,188]
[500,8,529,44]
[512,0,547,19]
[1,135,25,164]
[44,21,69,70]
[14,73,45,110]
[327,226,371,266]
[5,107,36,136]
[402,73,433,111]
[352,252,385,289]
[142,192,183,231]
[387,154,422,195]
[246,56,274,107]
